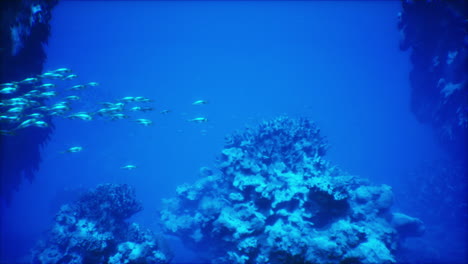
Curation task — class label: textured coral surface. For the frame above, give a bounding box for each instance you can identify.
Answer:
[33,184,171,264]
[161,116,423,264]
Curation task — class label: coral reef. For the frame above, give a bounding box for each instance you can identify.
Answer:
[32,184,171,264]
[160,116,424,264]
[398,0,467,158]
[0,0,58,202]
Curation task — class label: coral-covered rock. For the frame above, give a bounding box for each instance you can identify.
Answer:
[160,116,423,264]
[391,213,425,238]
[33,184,171,264]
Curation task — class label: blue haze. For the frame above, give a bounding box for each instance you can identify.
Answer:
[1,1,454,263]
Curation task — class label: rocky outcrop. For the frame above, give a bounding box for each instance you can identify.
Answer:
[160,116,424,264]
[0,0,58,202]
[33,184,172,264]
[398,0,467,158]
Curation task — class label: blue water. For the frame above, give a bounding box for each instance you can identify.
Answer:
[1,1,465,263]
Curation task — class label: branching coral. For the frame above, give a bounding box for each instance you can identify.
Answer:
[160,116,423,264]
[222,116,328,173]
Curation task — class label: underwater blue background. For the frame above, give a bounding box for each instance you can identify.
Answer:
[1,1,464,263]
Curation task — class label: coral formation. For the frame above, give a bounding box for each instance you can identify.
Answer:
[32,184,171,264]
[160,116,424,264]
[398,0,467,158]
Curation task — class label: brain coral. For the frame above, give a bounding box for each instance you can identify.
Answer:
[33,184,171,264]
[160,116,424,264]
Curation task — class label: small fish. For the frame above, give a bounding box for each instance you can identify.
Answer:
[49,111,66,116]
[65,95,80,101]
[61,146,82,153]
[34,106,50,112]
[160,109,171,114]
[36,83,56,89]
[27,100,40,107]
[7,107,24,114]
[23,90,41,98]
[0,83,18,88]
[6,97,28,105]
[20,77,39,84]
[134,96,152,103]
[53,68,72,74]
[0,87,17,94]
[140,106,153,112]
[68,112,93,121]
[192,100,208,105]
[0,115,20,123]
[114,103,125,109]
[130,106,153,112]
[50,102,70,111]
[110,113,129,120]
[39,91,58,98]
[87,82,99,87]
[120,97,136,102]
[33,120,48,128]
[15,118,37,130]
[188,117,208,123]
[135,119,153,126]
[39,72,63,79]
[99,102,112,107]
[63,74,78,80]
[68,84,86,91]
[96,103,125,116]
[121,165,137,170]
[95,108,112,116]
[28,113,44,119]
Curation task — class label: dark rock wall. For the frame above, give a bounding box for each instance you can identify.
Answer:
[0,0,58,203]
[398,1,468,262]
[399,0,468,159]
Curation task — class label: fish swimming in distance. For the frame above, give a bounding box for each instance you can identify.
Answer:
[62,74,78,80]
[110,113,129,120]
[130,106,153,112]
[68,84,87,91]
[61,146,83,153]
[121,165,137,170]
[67,112,93,121]
[65,95,80,101]
[0,87,17,94]
[19,77,39,84]
[0,83,18,88]
[192,100,208,105]
[87,82,99,87]
[188,117,208,123]
[35,83,56,89]
[52,68,72,74]
[135,119,152,126]
[134,96,152,103]
[39,72,63,80]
